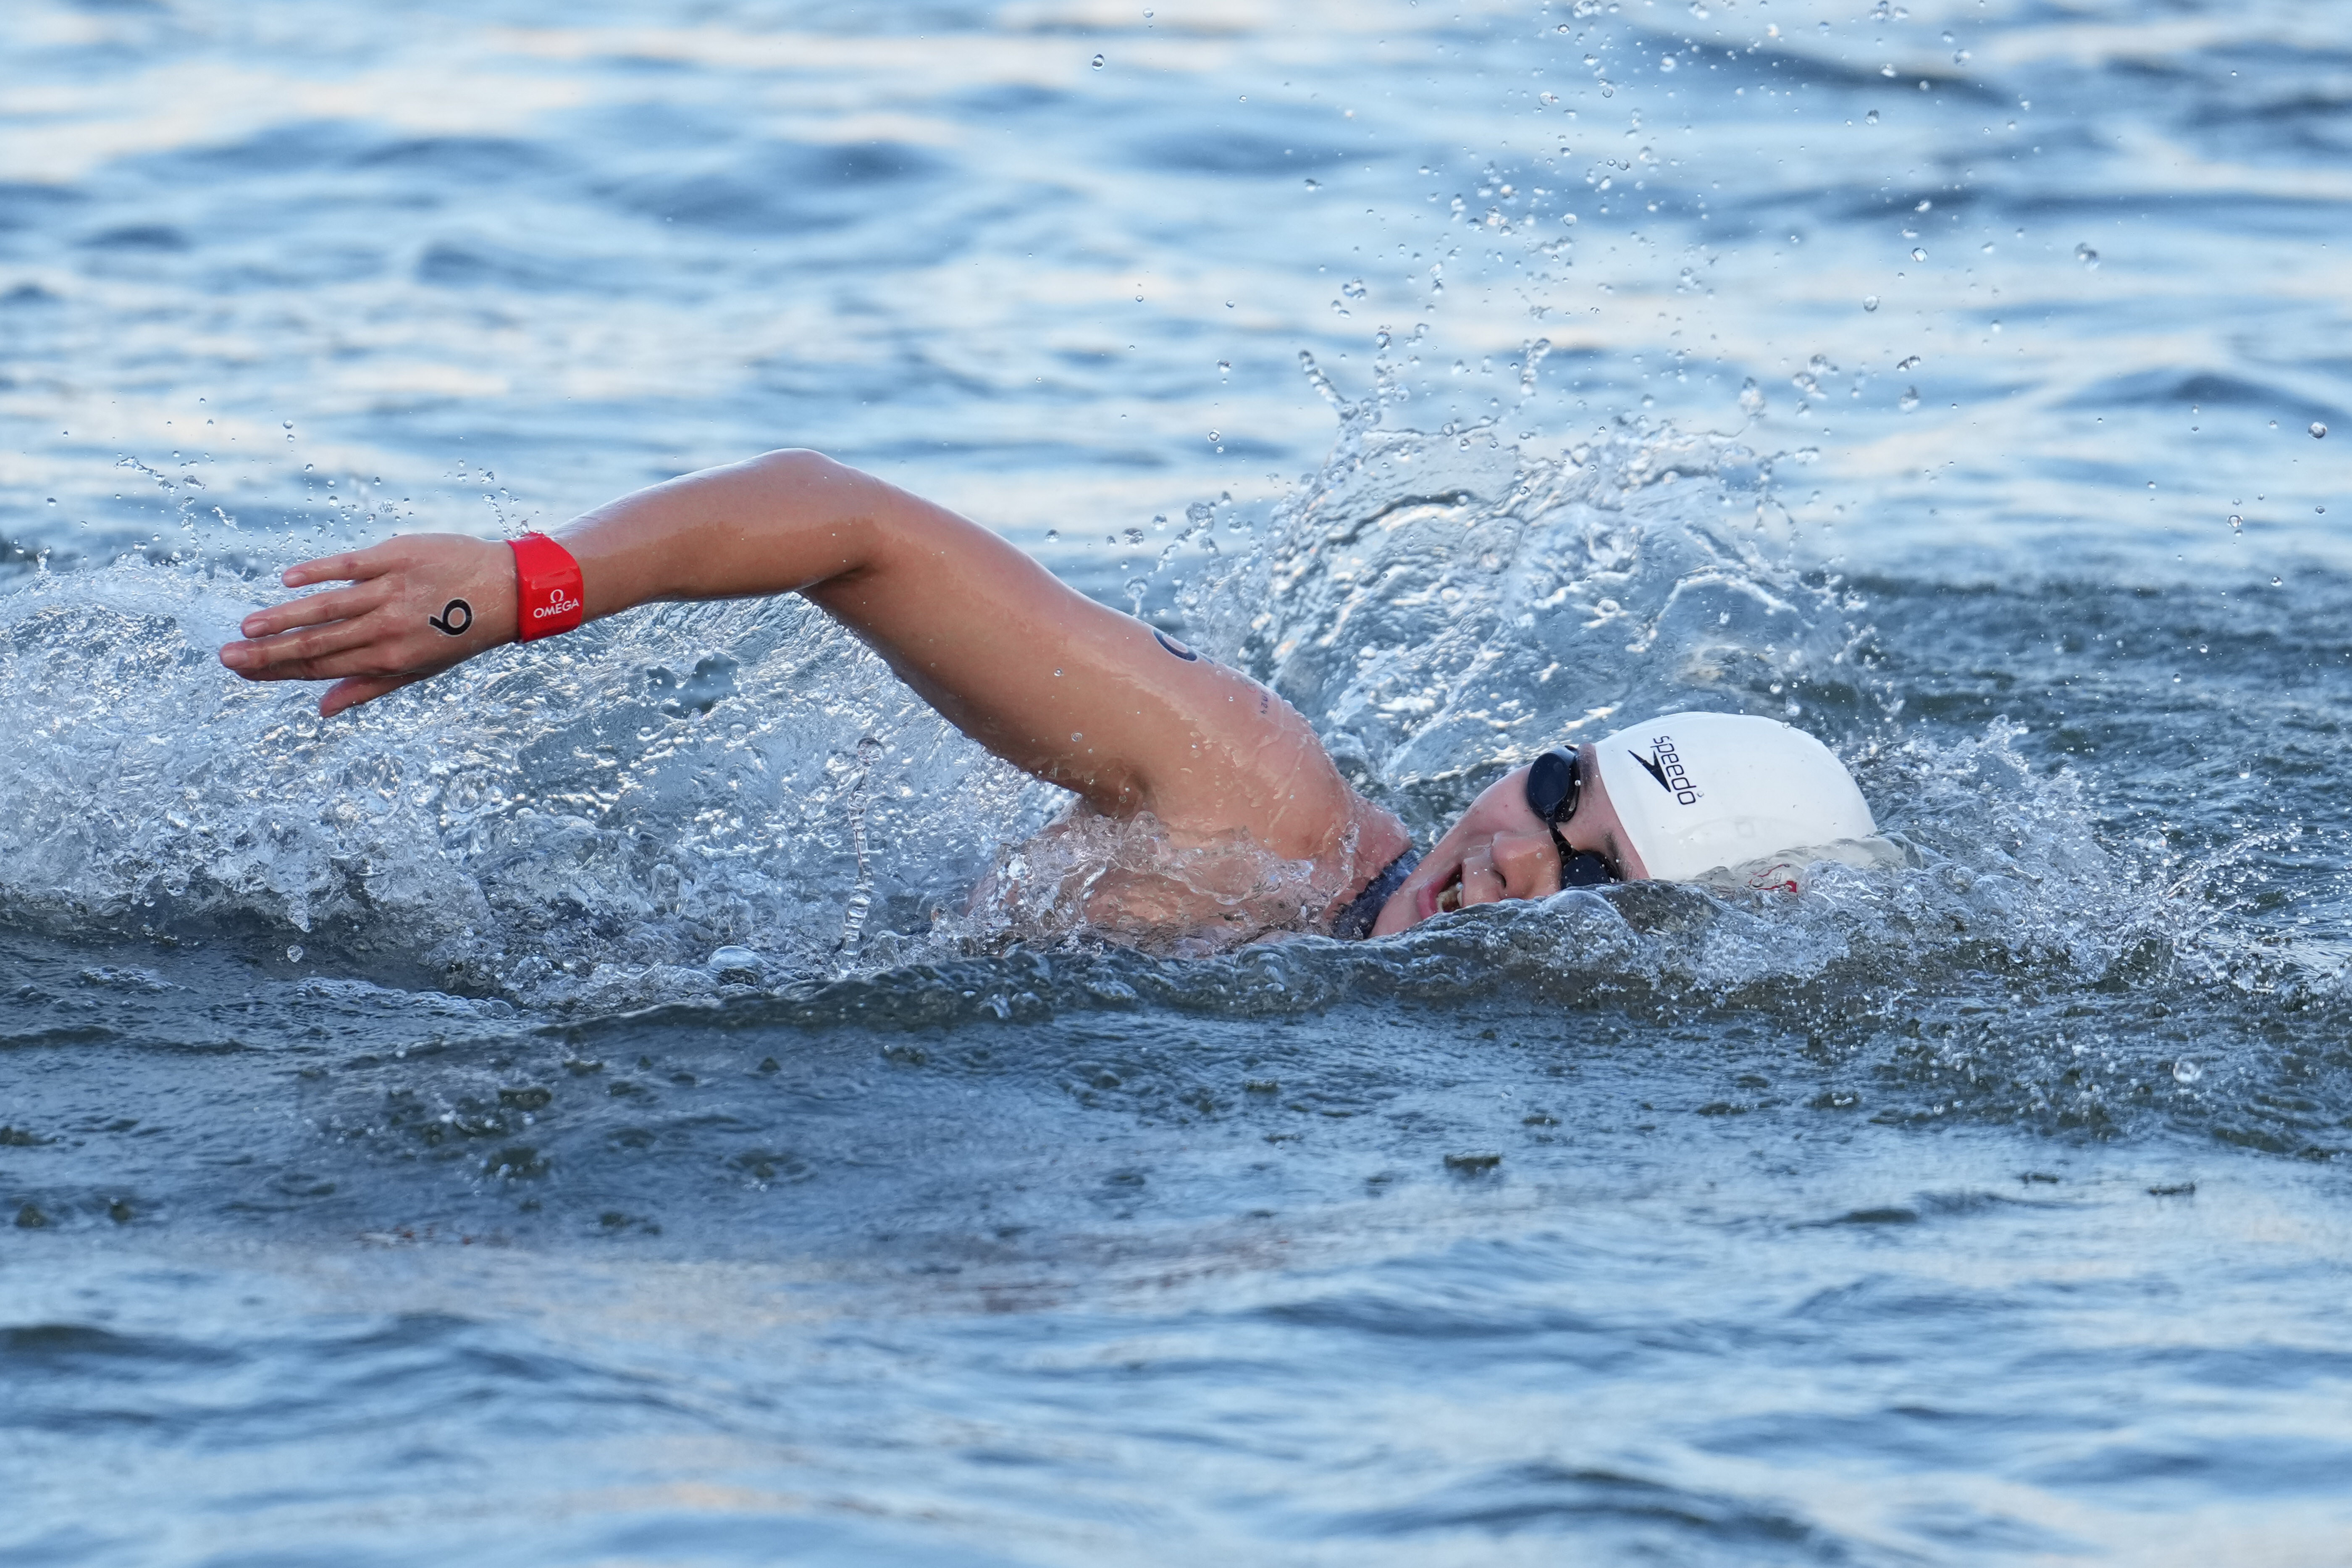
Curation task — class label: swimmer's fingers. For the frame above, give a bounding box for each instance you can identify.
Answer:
[280,541,404,590]
[234,582,386,641]
[219,609,398,678]
[222,614,380,670]
[231,641,444,686]
[319,672,428,718]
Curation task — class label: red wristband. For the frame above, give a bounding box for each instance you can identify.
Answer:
[509,533,584,641]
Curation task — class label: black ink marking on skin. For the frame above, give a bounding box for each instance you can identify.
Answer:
[428,598,474,636]
[1153,629,1199,662]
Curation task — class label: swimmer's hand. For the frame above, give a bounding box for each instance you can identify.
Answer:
[216,533,518,717]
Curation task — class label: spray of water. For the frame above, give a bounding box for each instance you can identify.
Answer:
[0,364,2320,1060]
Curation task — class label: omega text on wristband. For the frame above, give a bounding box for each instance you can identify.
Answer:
[508,533,584,642]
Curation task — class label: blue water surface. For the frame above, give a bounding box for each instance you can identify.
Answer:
[3,1,2351,1563]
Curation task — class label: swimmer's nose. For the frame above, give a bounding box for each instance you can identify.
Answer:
[1491,831,1564,899]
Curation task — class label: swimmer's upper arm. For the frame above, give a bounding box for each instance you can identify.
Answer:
[800,472,1352,857]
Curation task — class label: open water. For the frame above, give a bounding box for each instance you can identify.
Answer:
[4,0,2351,1562]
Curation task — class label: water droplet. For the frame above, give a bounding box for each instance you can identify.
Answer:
[1896,355,1921,371]
[1216,360,1231,374]
[1659,55,1677,72]
[1899,387,1921,412]
[1880,63,1897,77]
[286,945,304,964]
[1863,295,1880,312]
[1071,732,1084,743]
[1341,278,1366,299]
[1045,528,1059,541]
[1865,110,1880,124]
[2272,575,2284,587]
[2172,1060,2203,1085]
[1092,53,1105,68]
[2228,514,2242,534]
[2074,243,2099,267]
[1053,668,1063,677]
[2311,422,2328,439]
[281,420,293,429]
[45,497,55,505]
[1206,431,1221,444]
[1910,247,1927,262]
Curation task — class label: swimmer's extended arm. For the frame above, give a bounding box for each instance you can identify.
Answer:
[218,450,1367,858]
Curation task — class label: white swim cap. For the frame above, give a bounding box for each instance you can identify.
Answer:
[1591,712,1877,882]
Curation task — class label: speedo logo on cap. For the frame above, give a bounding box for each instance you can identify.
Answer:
[1631,734,1701,806]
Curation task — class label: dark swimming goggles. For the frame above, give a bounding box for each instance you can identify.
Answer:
[1526,748,1617,887]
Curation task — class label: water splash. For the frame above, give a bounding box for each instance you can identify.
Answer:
[1183,386,1871,830]
[834,735,882,973]
[957,806,1365,959]
[0,559,1048,998]
[0,397,2314,1054]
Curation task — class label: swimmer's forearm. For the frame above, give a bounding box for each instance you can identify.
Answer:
[217,449,1049,720]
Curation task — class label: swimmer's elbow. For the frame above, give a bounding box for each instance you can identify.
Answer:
[732,447,893,578]
[741,446,841,489]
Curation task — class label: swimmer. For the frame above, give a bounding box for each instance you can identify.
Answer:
[216,450,1875,941]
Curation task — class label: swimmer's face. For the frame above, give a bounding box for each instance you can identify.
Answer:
[1369,744,1648,936]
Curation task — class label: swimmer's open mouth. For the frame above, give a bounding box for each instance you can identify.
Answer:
[1434,869,1464,913]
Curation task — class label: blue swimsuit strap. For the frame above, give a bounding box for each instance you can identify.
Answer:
[1328,847,1422,941]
